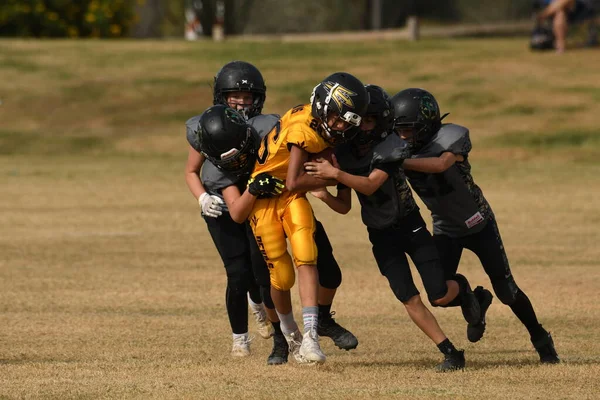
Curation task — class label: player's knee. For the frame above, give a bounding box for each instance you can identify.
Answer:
[492,277,519,305]
[317,259,342,289]
[225,259,252,293]
[270,274,295,291]
[401,294,423,309]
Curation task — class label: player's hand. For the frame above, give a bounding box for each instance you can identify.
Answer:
[304,156,339,180]
[199,192,224,218]
[309,188,330,200]
[248,173,285,198]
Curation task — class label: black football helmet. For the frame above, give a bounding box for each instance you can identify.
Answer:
[390,88,448,151]
[355,84,393,146]
[310,72,369,146]
[196,104,257,176]
[213,61,266,120]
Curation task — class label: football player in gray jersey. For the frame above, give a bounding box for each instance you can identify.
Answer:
[185,105,288,363]
[305,85,490,372]
[393,88,559,364]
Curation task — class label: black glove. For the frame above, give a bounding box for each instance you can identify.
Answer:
[248,172,285,198]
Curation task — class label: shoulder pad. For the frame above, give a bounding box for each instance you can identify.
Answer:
[248,114,280,139]
[424,123,471,156]
[372,134,411,166]
[185,113,204,152]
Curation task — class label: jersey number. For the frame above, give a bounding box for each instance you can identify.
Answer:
[256,121,281,165]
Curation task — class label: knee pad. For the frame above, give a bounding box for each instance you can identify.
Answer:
[224,258,253,295]
[260,285,274,309]
[492,276,519,305]
[316,257,342,289]
[269,253,295,291]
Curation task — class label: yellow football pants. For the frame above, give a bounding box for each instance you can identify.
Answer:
[248,192,318,291]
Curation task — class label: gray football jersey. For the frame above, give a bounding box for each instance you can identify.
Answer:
[406,123,492,237]
[335,134,417,229]
[188,113,280,209]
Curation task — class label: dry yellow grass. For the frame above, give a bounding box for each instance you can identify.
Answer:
[1,38,600,399]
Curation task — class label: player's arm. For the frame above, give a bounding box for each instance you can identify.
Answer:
[402,152,464,174]
[184,146,207,199]
[310,186,352,214]
[185,146,225,218]
[286,145,336,192]
[222,185,257,224]
[305,157,388,196]
[224,173,285,223]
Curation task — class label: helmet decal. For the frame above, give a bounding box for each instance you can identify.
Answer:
[225,107,247,125]
[420,95,438,120]
[324,82,357,110]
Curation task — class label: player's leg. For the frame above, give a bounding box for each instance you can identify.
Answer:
[368,225,465,371]
[464,217,559,363]
[249,197,306,363]
[313,219,358,350]
[204,214,254,356]
[246,222,288,365]
[433,232,494,343]
[284,195,325,363]
[403,213,485,334]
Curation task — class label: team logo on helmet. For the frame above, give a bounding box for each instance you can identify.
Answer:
[224,107,247,125]
[323,81,357,110]
[420,95,438,120]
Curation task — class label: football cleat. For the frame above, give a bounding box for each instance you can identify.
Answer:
[467,286,494,343]
[455,274,481,325]
[532,331,560,364]
[248,297,273,339]
[435,350,465,372]
[317,312,358,350]
[283,329,307,364]
[267,333,289,365]
[299,329,326,364]
[231,334,251,357]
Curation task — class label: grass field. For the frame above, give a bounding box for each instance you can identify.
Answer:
[1,38,600,399]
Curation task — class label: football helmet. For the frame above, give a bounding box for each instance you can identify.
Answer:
[355,84,393,146]
[213,61,266,119]
[310,72,369,146]
[390,88,447,151]
[196,104,257,176]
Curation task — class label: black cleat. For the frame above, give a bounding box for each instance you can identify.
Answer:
[455,274,481,325]
[532,331,560,364]
[435,350,465,372]
[267,333,289,365]
[467,286,494,343]
[317,312,358,351]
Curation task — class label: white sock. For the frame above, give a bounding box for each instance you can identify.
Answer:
[276,310,299,336]
[247,293,263,312]
[232,332,248,341]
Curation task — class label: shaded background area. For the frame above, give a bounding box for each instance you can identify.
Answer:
[0,0,536,38]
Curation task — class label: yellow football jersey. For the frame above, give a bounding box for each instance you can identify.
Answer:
[251,104,329,181]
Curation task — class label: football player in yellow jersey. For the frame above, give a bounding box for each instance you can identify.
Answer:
[228,72,369,363]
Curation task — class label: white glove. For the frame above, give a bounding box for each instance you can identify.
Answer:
[199,192,224,218]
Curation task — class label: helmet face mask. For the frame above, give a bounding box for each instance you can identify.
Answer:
[213,61,266,120]
[197,105,257,177]
[310,72,369,146]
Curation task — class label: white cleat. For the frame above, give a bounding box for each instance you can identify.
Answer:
[299,329,326,364]
[248,295,273,339]
[283,329,309,363]
[231,335,251,357]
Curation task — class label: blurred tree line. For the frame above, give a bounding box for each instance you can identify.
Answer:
[0,0,535,38]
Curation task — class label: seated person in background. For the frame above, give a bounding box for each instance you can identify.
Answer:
[535,0,599,52]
